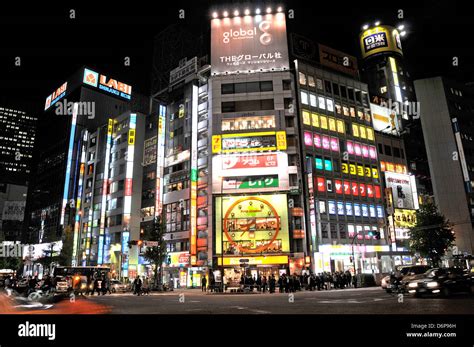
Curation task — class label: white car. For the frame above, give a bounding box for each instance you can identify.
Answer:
[110,280,128,293]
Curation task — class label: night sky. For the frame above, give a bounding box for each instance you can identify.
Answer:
[0,0,472,112]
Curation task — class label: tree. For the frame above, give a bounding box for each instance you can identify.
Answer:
[408,202,455,267]
[57,225,74,266]
[143,215,167,287]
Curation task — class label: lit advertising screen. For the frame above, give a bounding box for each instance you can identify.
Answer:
[215,131,286,153]
[385,172,416,210]
[211,13,289,75]
[370,103,401,134]
[215,194,289,255]
[360,25,403,59]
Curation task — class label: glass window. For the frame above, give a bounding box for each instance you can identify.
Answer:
[337,120,345,134]
[299,72,307,85]
[340,86,347,98]
[221,83,234,94]
[319,200,326,214]
[328,118,336,132]
[308,75,315,88]
[335,103,342,114]
[221,115,276,131]
[367,128,374,141]
[316,79,323,90]
[328,201,336,214]
[260,81,273,92]
[326,98,334,112]
[302,111,311,125]
[333,83,340,96]
[311,113,319,128]
[325,80,332,94]
[320,116,328,129]
[384,145,392,156]
[318,96,326,110]
[310,93,317,107]
[352,124,359,137]
[315,157,324,170]
[324,159,332,171]
[301,91,308,105]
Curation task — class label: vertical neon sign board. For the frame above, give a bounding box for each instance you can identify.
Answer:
[98,119,113,264]
[122,113,136,273]
[155,106,166,217]
[190,86,198,265]
[60,103,78,226]
[72,134,87,266]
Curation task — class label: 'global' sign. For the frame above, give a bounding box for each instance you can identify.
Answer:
[83,68,132,100]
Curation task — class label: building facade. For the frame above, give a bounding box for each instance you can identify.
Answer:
[414,77,474,254]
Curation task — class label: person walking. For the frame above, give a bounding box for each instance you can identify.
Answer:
[133,275,142,295]
[278,275,283,293]
[201,275,207,292]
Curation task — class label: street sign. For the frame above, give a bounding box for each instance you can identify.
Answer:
[145,241,159,247]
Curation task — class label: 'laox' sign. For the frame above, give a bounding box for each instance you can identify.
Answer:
[83,68,132,100]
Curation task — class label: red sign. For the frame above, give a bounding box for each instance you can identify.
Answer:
[334,180,343,194]
[99,75,132,95]
[125,178,133,196]
[367,184,374,198]
[293,229,305,239]
[374,185,381,199]
[222,154,278,170]
[317,177,325,192]
[351,182,358,196]
[343,181,351,195]
[359,183,366,197]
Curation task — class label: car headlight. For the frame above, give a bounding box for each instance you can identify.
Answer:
[81,284,87,289]
[408,282,418,288]
[427,281,439,288]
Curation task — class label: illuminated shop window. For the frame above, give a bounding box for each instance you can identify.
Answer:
[302,110,311,125]
[301,91,308,105]
[345,202,353,215]
[367,128,374,141]
[326,98,334,112]
[318,200,326,214]
[320,115,328,129]
[310,93,317,107]
[328,201,336,214]
[221,115,276,131]
[316,79,323,90]
[308,75,315,88]
[337,202,344,215]
[336,120,345,134]
[299,72,307,85]
[311,113,319,127]
[335,103,342,114]
[324,159,332,171]
[328,117,336,132]
[352,123,359,137]
[315,157,324,170]
[343,106,350,116]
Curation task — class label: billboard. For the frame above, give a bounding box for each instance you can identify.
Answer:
[143,136,157,166]
[83,68,132,100]
[2,201,26,221]
[211,13,289,75]
[212,152,289,193]
[360,25,403,59]
[215,194,290,255]
[318,44,358,77]
[213,131,287,153]
[385,172,416,210]
[370,103,401,134]
[393,209,417,228]
[44,82,68,111]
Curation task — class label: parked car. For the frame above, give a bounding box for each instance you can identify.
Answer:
[407,267,474,297]
[383,265,431,292]
[110,280,128,293]
[54,276,70,294]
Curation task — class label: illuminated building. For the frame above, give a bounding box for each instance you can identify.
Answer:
[149,57,211,287]
[414,77,474,255]
[70,112,146,277]
[0,103,37,185]
[25,67,148,250]
[0,101,36,241]
[359,23,432,200]
[210,8,307,284]
[294,57,390,274]
[357,23,429,266]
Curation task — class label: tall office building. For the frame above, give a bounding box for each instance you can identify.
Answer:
[414,77,474,254]
[25,67,148,251]
[0,103,37,185]
[358,24,424,264]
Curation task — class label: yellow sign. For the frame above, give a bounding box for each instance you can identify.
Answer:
[342,163,349,174]
[128,129,136,145]
[107,119,113,135]
[357,165,364,176]
[276,131,287,150]
[303,110,311,125]
[218,255,289,266]
[349,164,356,175]
[393,209,417,228]
[212,135,222,154]
[360,25,403,59]
[372,168,379,179]
[365,167,372,177]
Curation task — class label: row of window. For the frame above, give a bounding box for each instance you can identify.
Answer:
[221,115,276,132]
[298,72,369,107]
[319,199,384,219]
[377,143,405,159]
[302,110,346,134]
[346,141,378,160]
[221,81,273,94]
